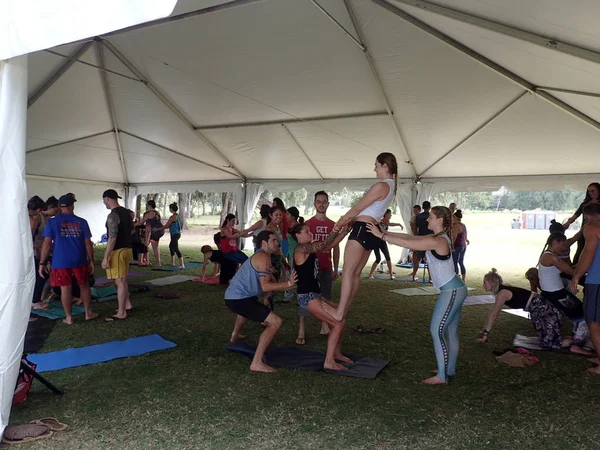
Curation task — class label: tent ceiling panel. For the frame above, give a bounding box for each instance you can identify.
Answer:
[203,125,320,179]
[399,3,600,94]
[170,0,233,15]
[550,92,600,125]
[26,47,112,144]
[26,134,123,183]
[353,0,525,175]
[405,0,600,54]
[105,0,383,126]
[286,115,414,178]
[102,50,234,170]
[120,133,239,183]
[27,42,90,94]
[425,95,600,178]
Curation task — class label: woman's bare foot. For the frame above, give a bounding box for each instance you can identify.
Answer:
[295,337,305,345]
[587,365,600,375]
[179,265,185,269]
[324,361,349,371]
[63,316,74,325]
[321,301,343,321]
[73,297,83,305]
[250,362,278,373]
[230,333,247,343]
[587,357,600,365]
[32,302,50,310]
[421,375,447,385]
[85,312,100,321]
[570,345,595,356]
[335,353,353,364]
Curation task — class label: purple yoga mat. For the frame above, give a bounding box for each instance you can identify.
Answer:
[95,271,145,285]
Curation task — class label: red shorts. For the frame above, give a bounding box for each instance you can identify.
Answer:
[50,265,89,287]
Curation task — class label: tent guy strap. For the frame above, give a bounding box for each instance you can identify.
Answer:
[100,38,247,181]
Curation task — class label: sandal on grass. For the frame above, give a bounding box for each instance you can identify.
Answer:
[2,424,52,444]
[29,417,68,432]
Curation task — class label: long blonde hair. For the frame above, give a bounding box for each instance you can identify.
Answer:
[483,268,503,294]
[430,205,453,250]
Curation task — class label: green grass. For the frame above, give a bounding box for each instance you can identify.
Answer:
[11,236,600,449]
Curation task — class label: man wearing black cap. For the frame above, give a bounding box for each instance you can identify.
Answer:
[101,189,133,322]
[39,194,98,324]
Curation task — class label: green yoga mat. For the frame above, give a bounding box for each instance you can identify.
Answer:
[91,285,118,298]
[31,300,85,320]
[151,262,203,272]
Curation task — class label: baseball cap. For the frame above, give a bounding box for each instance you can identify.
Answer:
[58,194,76,207]
[102,189,122,200]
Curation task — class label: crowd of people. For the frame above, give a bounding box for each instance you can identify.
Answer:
[26,165,600,382]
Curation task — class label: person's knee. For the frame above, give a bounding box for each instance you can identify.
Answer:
[266,313,282,328]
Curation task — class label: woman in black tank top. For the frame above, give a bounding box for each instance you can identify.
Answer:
[288,223,350,371]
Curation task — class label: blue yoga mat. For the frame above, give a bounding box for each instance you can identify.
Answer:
[396,263,425,269]
[28,334,176,372]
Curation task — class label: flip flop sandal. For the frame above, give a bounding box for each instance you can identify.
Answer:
[374,327,386,334]
[2,424,53,444]
[29,417,68,432]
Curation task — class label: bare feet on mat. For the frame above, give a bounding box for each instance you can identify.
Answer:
[325,361,348,371]
[73,297,83,305]
[250,362,277,373]
[295,337,305,345]
[62,317,74,325]
[587,357,600,365]
[587,365,600,375]
[570,345,595,356]
[335,353,352,364]
[179,265,185,269]
[421,375,447,385]
[85,312,100,321]
[230,333,246,343]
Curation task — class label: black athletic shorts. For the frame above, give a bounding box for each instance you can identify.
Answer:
[348,221,381,251]
[225,297,271,323]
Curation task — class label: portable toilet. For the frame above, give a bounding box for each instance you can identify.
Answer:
[521,211,555,230]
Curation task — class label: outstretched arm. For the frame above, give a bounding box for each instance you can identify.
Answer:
[367,223,446,253]
[479,290,511,342]
[335,183,390,228]
[156,214,176,231]
[254,253,298,291]
[296,229,342,255]
[221,227,240,239]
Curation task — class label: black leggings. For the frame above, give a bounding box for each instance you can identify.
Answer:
[169,233,182,257]
[373,241,391,264]
[32,257,47,304]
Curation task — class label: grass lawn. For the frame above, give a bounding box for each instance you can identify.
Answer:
[10,220,600,449]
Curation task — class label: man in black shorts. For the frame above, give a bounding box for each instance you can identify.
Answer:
[411,201,433,281]
[224,231,297,373]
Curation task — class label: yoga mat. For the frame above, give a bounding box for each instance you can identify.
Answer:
[151,262,203,272]
[28,334,177,372]
[192,276,220,285]
[95,271,145,285]
[91,285,117,299]
[502,309,530,320]
[226,341,388,379]
[464,295,495,306]
[390,286,475,296]
[31,300,85,320]
[396,263,425,269]
[513,334,542,350]
[147,275,196,286]
[371,275,413,281]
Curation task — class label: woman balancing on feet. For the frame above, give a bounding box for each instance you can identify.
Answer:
[366,206,468,385]
[224,231,298,373]
[288,222,351,370]
[321,152,398,322]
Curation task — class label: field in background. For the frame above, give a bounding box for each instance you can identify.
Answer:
[183,211,577,285]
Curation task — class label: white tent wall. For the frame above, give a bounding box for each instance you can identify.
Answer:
[0,56,32,437]
[26,178,124,242]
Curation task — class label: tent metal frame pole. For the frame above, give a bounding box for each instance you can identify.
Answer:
[386,0,600,67]
[194,111,388,130]
[101,39,246,181]
[371,0,600,135]
[343,0,418,178]
[537,86,600,99]
[98,41,129,185]
[132,179,241,187]
[27,130,114,154]
[309,0,365,51]
[26,174,122,185]
[28,41,94,109]
[281,124,324,180]
[45,49,142,82]
[419,91,527,177]
[120,130,240,178]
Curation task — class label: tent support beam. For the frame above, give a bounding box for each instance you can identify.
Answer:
[385,0,600,67]
[343,0,417,178]
[195,111,388,130]
[98,41,129,185]
[26,174,122,185]
[28,41,93,109]
[371,0,600,136]
[44,49,142,82]
[132,179,241,187]
[101,39,246,181]
[419,91,527,177]
[282,124,324,180]
[537,86,600,99]
[309,0,365,51]
[120,131,240,178]
[27,130,115,154]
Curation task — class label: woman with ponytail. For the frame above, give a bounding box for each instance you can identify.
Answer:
[322,152,398,322]
[367,206,467,385]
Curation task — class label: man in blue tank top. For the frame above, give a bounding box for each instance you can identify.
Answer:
[225,231,297,373]
[571,202,600,375]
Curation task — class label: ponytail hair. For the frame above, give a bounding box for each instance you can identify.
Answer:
[539,232,566,260]
[548,219,564,234]
[288,223,307,240]
[454,209,463,220]
[430,205,453,250]
[483,268,503,294]
[376,152,398,200]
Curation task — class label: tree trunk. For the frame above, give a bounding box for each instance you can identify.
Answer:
[178,192,189,230]
[219,192,237,225]
[210,193,217,215]
[135,195,142,218]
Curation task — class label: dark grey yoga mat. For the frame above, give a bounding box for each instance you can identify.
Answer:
[226,341,389,379]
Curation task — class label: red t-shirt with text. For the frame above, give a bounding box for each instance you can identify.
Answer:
[305,216,335,272]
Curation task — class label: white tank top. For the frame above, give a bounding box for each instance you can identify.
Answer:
[357,179,395,220]
[538,251,564,292]
[426,234,456,288]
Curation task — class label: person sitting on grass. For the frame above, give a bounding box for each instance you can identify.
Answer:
[224,231,298,373]
[200,245,236,285]
[288,222,349,369]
